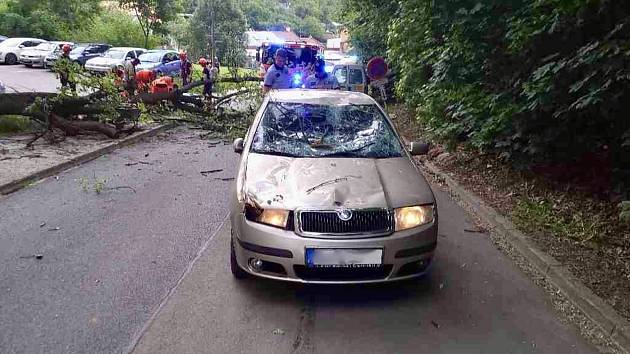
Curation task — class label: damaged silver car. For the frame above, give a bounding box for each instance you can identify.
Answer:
[230,90,437,283]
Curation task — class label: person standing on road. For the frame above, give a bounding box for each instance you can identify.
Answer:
[305,58,339,90]
[123,58,140,97]
[263,48,291,93]
[179,51,192,86]
[54,44,76,92]
[199,57,219,100]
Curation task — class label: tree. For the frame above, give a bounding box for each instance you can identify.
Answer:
[189,0,247,68]
[119,0,178,48]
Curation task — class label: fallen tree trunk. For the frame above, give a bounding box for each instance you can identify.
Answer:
[48,114,119,138]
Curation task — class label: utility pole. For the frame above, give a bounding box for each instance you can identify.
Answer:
[210,0,216,63]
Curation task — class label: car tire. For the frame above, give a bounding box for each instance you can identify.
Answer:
[230,234,248,279]
[5,53,17,65]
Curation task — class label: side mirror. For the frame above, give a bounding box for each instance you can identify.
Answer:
[233,138,244,154]
[409,142,429,156]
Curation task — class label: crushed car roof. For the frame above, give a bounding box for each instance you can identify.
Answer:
[267,89,377,106]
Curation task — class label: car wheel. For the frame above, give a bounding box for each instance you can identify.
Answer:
[230,234,248,279]
[5,53,17,65]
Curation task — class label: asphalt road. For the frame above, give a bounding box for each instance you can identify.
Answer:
[0,64,59,93]
[0,129,597,353]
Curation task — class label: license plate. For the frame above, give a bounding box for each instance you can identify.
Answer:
[306,248,383,268]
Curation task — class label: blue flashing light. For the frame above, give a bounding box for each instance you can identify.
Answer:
[292,73,302,86]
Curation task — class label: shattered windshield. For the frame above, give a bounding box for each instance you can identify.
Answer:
[251,102,404,158]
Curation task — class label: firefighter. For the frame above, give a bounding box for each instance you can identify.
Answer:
[179,51,192,86]
[199,57,219,99]
[123,58,140,96]
[263,48,291,93]
[55,44,76,91]
[305,58,339,90]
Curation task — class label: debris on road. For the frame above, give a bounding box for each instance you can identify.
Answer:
[39,222,46,228]
[431,320,440,329]
[272,328,286,335]
[200,169,223,176]
[214,177,235,181]
[48,227,60,231]
[105,186,137,193]
[144,153,149,157]
[464,226,488,234]
[125,161,151,166]
[19,254,44,260]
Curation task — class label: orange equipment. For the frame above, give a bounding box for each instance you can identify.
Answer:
[150,76,176,94]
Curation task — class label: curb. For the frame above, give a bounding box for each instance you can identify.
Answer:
[0,124,173,195]
[420,160,630,353]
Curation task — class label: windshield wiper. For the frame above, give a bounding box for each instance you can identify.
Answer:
[320,142,376,157]
[252,150,301,158]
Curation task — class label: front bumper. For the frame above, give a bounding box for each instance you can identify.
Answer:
[231,213,437,284]
[20,56,45,66]
[85,65,113,73]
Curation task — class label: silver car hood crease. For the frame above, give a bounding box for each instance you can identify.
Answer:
[243,153,434,210]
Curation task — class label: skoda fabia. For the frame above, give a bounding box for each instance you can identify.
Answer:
[230,90,438,283]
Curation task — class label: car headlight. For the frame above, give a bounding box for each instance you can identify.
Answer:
[245,203,290,229]
[394,205,434,231]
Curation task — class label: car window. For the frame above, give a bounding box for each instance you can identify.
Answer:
[139,52,161,63]
[251,102,404,158]
[126,51,136,59]
[103,50,126,59]
[334,67,347,84]
[349,68,364,85]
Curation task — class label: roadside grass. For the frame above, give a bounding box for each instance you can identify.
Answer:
[511,198,607,244]
[0,115,34,135]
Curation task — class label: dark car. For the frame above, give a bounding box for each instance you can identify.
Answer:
[68,44,111,66]
[136,50,181,76]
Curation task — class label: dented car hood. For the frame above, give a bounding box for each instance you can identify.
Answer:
[243,153,434,210]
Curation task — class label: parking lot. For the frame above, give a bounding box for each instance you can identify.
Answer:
[0,64,60,93]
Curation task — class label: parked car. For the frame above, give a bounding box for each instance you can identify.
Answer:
[136,50,181,76]
[20,41,73,68]
[229,90,437,283]
[85,47,146,73]
[0,37,46,65]
[68,44,111,66]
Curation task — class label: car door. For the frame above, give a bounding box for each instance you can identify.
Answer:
[348,66,367,93]
[166,53,179,76]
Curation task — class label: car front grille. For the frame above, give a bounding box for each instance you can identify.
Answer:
[298,209,393,237]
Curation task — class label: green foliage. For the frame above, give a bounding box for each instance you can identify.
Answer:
[512,198,605,243]
[73,10,162,48]
[341,0,397,61]
[237,0,337,40]
[182,0,247,67]
[342,0,630,195]
[0,0,100,39]
[119,0,179,48]
[0,115,33,135]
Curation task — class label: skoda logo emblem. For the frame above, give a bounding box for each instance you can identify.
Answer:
[337,209,353,221]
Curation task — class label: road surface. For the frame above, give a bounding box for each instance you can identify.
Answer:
[0,64,59,93]
[0,129,597,354]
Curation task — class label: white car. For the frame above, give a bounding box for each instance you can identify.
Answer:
[84,47,146,73]
[20,41,73,68]
[0,37,46,65]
